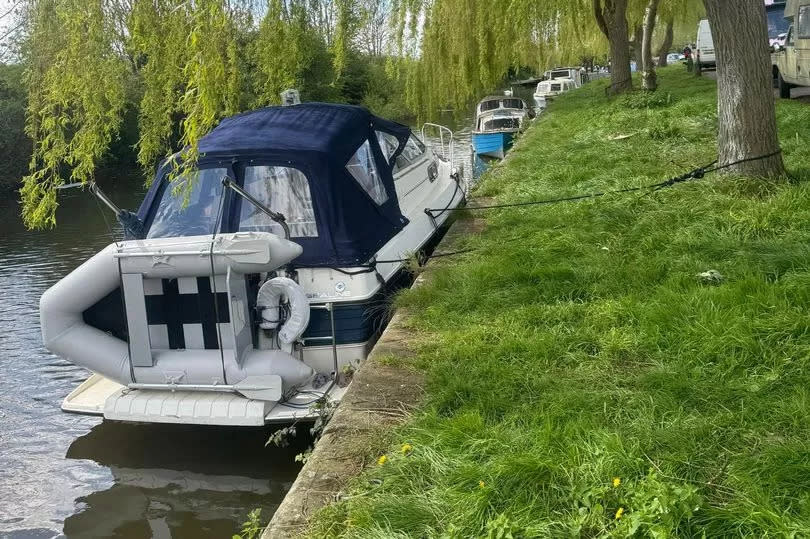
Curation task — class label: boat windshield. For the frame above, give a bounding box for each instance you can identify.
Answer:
[483,117,520,131]
[479,100,501,112]
[147,167,227,239]
[502,98,523,109]
[550,69,572,79]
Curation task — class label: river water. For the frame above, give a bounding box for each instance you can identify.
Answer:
[0,174,310,539]
[0,120,474,538]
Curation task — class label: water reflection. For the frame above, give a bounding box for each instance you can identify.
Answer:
[63,422,308,539]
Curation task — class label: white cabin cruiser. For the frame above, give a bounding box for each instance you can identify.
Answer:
[44,103,464,426]
[543,67,584,87]
[534,78,577,109]
[534,67,583,109]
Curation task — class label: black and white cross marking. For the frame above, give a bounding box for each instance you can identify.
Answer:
[144,276,230,350]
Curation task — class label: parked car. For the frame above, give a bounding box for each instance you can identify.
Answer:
[666,53,683,64]
[695,19,716,70]
[772,0,810,98]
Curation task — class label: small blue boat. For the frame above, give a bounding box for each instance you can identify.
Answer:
[472,131,516,160]
[471,95,532,163]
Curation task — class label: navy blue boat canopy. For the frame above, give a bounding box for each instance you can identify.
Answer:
[137,103,413,267]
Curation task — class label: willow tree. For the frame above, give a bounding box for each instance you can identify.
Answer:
[594,0,633,93]
[703,0,785,177]
[392,0,609,118]
[21,0,127,229]
[639,0,704,90]
[251,0,311,105]
[19,0,359,229]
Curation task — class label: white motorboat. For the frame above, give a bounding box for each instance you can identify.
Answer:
[534,67,583,109]
[44,103,465,426]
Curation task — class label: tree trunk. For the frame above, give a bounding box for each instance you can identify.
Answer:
[594,0,632,94]
[630,25,643,68]
[656,19,674,67]
[703,0,785,177]
[641,0,660,90]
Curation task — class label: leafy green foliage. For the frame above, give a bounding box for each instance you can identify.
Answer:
[619,90,674,109]
[21,0,127,229]
[391,0,704,119]
[251,0,311,106]
[233,508,264,539]
[307,68,810,537]
[17,0,415,228]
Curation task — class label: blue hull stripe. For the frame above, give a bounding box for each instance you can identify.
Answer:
[472,132,515,158]
[302,270,412,346]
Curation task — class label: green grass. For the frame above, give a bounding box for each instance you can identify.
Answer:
[309,67,810,537]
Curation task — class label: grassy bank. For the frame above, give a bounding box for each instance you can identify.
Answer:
[310,67,810,537]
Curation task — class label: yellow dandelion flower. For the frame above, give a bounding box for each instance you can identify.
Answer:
[478,480,486,489]
[612,477,621,488]
[377,455,387,466]
[615,507,624,520]
[401,443,413,454]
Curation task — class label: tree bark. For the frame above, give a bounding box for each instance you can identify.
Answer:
[656,19,674,67]
[703,0,785,177]
[641,0,660,90]
[594,0,632,94]
[630,25,643,68]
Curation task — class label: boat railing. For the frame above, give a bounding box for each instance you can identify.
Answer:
[421,123,454,165]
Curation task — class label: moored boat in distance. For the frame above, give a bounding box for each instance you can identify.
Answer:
[534,66,583,109]
[471,94,533,161]
[45,103,465,427]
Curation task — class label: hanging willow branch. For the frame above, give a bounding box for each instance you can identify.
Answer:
[21,0,126,229]
[20,0,363,229]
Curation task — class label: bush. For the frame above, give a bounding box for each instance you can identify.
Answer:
[619,90,674,109]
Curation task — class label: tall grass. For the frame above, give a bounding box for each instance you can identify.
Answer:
[310,67,810,537]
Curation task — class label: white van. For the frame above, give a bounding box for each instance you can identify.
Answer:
[772,0,810,97]
[696,19,716,69]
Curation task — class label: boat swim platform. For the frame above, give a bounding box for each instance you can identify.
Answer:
[62,373,346,426]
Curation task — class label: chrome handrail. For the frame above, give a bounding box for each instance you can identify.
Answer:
[421,123,454,165]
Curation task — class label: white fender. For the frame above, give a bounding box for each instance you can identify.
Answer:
[256,277,311,345]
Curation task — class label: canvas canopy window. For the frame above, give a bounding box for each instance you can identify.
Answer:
[347,140,388,205]
[239,165,318,238]
[483,118,520,130]
[800,5,810,39]
[138,103,412,267]
[376,131,400,164]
